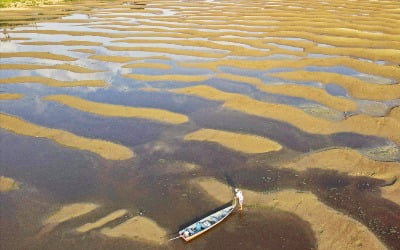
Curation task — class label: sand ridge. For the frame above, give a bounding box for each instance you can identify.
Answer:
[1,52,76,61]
[172,85,400,144]
[0,113,134,160]
[101,216,167,245]
[44,94,189,124]
[124,73,210,83]
[76,209,128,233]
[270,71,400,101]
[216,72,357,112]
[184,128,282,154]
[0,63,100,73]
[0,76,107,87]
[0,176,19,192]
[0,93,23,100]
[44,203,99,225]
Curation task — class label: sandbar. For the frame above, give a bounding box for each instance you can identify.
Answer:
[270,71,400,101]
[0,113,134,160]
[0,93,23,100]
[43,94,188,124]
[216,73,357,112]
[122,62,171,70]
[184,128,282,154]
[101,216,167,245]
[76,209,128,233]
[0,176,19,192]
[172,85,400,144]
[193,177,386,250]
[0,63,100,73]
[1,52,76,61]
[44,203,99,225]
[106,46,226,58]
[0,76,106,87]
[124,73,210,82]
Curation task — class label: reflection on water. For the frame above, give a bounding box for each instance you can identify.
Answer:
[1,0,400,249]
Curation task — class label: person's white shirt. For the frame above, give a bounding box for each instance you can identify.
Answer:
[235,189,243,203]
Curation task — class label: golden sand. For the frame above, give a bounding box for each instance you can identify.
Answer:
[0,76,106,87]
[180,57,400,80]
[283,148,400,205]
[0,113,134,160]
[106,46,226,58]
[0,63,99,73]
[70,49,96,54]
[270,71,400,101]
[89,55,138,63]
[44,203,99,225]
[0,93,23,100]
[0,176,19,192]
[216,73,357,112]
[1,52,76,61]
[184,128,282,154]
[20,41,102,46]
[283,148,400,182]
[122,62,172,70]
[172,85,400,144]
[193,178,386,250]
[76,209,128,233]
[43,95,188,124]
[101,216,167,244]
[124,73,209,83]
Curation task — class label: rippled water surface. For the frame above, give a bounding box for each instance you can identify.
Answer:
[1,0,400,249]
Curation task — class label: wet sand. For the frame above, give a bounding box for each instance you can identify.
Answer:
[0,76,107,87]
[193,177,387,250]
[76,209,128,233]
[0,176,19,192]
[44,203,99,225]
[184,128,282,154]
[172,85,400,144]
[1,0,400,249]
[0,93,23,100]
[0,113,134,160]
[44,95,188,124]
[101,216,167,245]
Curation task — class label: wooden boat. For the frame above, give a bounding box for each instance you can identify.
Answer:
[177,200,237,242]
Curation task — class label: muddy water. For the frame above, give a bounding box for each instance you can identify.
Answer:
[1,0,400,249]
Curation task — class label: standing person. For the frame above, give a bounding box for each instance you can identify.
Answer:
[235,188,244,211]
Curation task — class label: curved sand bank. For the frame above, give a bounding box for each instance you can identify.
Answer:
[172,85,400,144]
[44,203,99,225]
[0,113,134,160]
[89,55,139,63]
[180,57,400,81]
[20,41,102,46]
[106,46,226,58]
[216,73,357,112]
[193,177,386,250]
[282,148,400,205]
[0,76,106,87]
[0,176,19,192]
[0,93,23,100]
[101,216,167,245]
[270,71,400,101]
[76,209,128,233]
[122,62,171,70]
[124,73,210,82]
[0,63,100,73]
[184,128,282,154]
[44,94,188,124]
[70,49,96,54]
[1,52,76,61]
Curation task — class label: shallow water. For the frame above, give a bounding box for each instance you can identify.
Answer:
[1,0,400,249]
